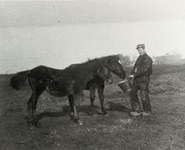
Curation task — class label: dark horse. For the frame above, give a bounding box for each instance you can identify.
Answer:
[69,55,126,115]
[10,57,113,126]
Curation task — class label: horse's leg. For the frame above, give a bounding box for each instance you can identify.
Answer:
[73,93,83,125]
[27,78,45,127]
[88,86,96,116]
[27,89,44,127]
[32,90,44,127]
[68,95,74,120]
[98,84,107,115]
[27,93,35,123]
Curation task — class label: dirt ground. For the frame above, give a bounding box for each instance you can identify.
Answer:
[0,64,185,150]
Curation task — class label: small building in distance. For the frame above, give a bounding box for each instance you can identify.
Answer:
[154,54,183,64]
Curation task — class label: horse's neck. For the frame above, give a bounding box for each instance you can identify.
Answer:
[84,61,102,78]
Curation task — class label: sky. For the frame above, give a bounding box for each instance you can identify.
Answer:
[0,0,185,73]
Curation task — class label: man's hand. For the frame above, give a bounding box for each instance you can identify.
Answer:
[128,74,134,79]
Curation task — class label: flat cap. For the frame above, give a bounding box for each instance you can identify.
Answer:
[136,44,145,49]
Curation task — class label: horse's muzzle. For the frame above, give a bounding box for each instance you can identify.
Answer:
[106,79,113,84]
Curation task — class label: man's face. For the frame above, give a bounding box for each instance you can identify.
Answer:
[137,48,145,55]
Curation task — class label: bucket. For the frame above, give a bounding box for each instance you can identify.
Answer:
[118,79,132,93]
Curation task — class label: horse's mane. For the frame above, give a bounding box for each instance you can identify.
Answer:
[66,54,121,70]
[85,54,119,64]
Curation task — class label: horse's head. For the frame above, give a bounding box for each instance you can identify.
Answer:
[105,56,126,79]
[97,67,113,84]
[110,60,126,79]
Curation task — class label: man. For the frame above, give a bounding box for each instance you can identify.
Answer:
[128,44,153,117]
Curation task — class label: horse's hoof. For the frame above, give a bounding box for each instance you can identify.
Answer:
[27,120,31,124]
[29,127,33,130]
[103,112,108,116]
[74,119,83,125]
[28,122,34,130]
[87,111,94,116]
[34,121,40,128]
[78,120,83,125]
[98,111,107,115]
[27,119,34,124]
[29,125,35,130]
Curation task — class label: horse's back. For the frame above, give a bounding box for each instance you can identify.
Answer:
[29,65,51,79]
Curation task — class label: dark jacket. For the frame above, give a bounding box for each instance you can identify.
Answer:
[131,53,153,84]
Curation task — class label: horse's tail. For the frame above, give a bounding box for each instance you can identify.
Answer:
[10,70,30,90]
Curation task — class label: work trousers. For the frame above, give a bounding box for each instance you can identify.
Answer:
[129,77,152,112]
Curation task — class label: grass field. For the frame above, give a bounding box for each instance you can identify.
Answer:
[0,64,185,150]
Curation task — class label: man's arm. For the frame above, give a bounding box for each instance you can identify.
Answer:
[131,63,136,75]
[128,63,136,79]
[134,56,152,78]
